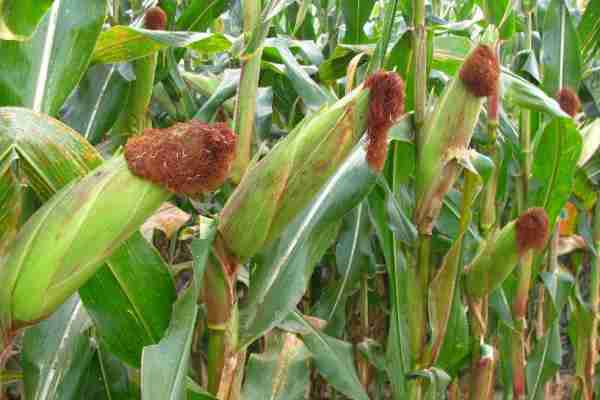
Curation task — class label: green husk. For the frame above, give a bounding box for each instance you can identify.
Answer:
[414,51,487,234]
[464,221,520,299]
[218,87,370,261]
[0,155,169,326]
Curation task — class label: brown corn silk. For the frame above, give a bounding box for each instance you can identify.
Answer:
[459,44,500,98]
[515,207,549,254]
[144,7,168,30]
[125,121,237,195]
[364,71,405,172]
[556,87,581,118]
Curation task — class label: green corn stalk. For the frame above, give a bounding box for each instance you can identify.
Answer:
[229,0,270,184]
[0,155,169,329]
[219,87,370,261]
[111,7,166,138]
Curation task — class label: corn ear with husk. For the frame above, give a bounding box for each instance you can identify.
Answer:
[218,71,404,261]
[415,44,500,234]
[465,208,549,299]
[0,121,235,328]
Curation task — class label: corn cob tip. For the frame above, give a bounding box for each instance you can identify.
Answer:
[364,71,405,172]
[516,207,549,254]
[125,121,236,195]
[459,45,500,98]
[556,87,581,118]
[144,6,167,30]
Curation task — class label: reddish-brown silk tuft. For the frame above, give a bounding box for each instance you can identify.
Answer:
[144,6,168,30]
[364,71,405,172]
[516,208,549,254]
[125,121,237,195]
[459,45,500,98]
[557,87,581,118]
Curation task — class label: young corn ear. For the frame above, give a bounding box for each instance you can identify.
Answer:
[0,122,235,326]
[415,44,499,234]
[218,72,405,261]
[465,208,548,299]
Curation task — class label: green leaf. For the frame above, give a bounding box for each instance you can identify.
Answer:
[268,39,335,110]
[60,64,131,145]
[79,234,176,367]
[0,107,176,366]
[501,70,568,118]
[578,119,600,167]
[407,367,451,400]
[541,0,582,96]
[578,0,600,61]
[92,27,232,64]
[480,0,515,39]
[291,312,369,400]
[141,219,216,400]
[525,323,562,400]
[75,341,132,400]
[341,0,375,44]
[192,69,240,122]
[0,0,54,40]
[0,155,20,255]
[0,0,106,116]
[239,143,379,348]
[530,117,583,224]
[241,331,311,400]
[175,0,227,32]
[22,296,94,400]
[329,205,370,319]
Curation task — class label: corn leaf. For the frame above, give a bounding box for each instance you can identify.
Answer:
[0,0,106,116]
[0,0,54,40]
[21,296,94,400]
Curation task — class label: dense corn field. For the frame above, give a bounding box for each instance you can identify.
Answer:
[1,0,600,399]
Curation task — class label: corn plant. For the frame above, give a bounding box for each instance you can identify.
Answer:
[2,0,600,399]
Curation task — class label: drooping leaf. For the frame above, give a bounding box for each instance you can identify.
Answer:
[22,296,94,400]
[0,0,106,116]
[92,27,232,64]
[0,0,54,40]
[141,219,216,400]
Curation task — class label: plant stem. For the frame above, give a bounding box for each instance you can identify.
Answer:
[413,0,427,152]
[585,204,600,400]
[512,10,533,400]
[410,0,427,398]
[230,0,265,184]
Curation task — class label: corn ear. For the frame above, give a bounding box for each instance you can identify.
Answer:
[219,72,404,261]
[415,44,499,234]
[465,208,548,299]
[0,121,236,326]
[0,155,169,325]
